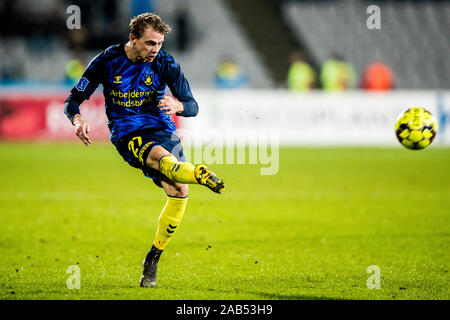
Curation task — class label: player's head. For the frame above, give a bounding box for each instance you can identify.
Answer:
[128,13,172,63]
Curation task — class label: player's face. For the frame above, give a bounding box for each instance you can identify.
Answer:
[132,27,164,63]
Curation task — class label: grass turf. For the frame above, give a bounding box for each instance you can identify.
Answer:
[0,143,449,300]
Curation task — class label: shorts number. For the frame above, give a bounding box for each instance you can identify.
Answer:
[128,136,143,158]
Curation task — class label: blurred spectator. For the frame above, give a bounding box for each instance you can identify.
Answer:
[286,52,316,91]
[174,6,192,52]
[65,57,85,85]
[214,56,249,89]
[67,28,88,51]
[320,54,356,91]
[362,61,395,91]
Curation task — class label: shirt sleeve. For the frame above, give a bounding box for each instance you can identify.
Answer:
[64,52,106,123]
[163,54,199,117]
[71,52,105,100]
[63,93,84,124]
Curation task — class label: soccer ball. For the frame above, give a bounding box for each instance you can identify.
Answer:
[395,107,438,150]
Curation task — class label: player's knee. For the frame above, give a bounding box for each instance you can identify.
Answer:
[146,145,169,170]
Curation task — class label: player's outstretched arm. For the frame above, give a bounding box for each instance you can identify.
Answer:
[64,90,93,146]
[72,114,92,146]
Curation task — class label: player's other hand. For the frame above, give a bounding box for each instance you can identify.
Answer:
[158,96,184,115]
[73,114,92,146]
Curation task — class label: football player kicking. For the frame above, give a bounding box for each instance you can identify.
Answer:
[63,13,225,287]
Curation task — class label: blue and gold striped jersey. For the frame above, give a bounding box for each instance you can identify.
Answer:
[67,43,198,145]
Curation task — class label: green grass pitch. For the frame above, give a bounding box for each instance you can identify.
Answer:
[0,143,449,300]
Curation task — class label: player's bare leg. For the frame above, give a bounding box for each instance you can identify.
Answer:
[146,145,225,193]
[140,177,188,288]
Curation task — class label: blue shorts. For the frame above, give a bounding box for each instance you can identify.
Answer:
[115,128,186,187]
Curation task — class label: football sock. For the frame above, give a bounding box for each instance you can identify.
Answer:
[144,245,163,265]
[153,195,188,250]
[159,155,198,184]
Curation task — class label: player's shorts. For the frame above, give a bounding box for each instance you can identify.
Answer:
[115,128,186,188]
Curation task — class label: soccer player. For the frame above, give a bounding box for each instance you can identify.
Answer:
[63,13,225,288]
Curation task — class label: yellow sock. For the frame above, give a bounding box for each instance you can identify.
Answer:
[159,155,198,184]
[153,196,188,250]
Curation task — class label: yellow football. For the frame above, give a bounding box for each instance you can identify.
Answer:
[395,107,438,150]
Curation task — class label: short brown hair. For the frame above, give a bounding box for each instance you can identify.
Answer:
[129,13,171,38]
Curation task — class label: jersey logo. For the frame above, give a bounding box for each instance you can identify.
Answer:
[76,77,89,91]
[113,76,122,84]
[144,75,153,86]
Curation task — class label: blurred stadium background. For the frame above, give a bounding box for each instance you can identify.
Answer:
[0,0,449,144]
[1,0,449,300]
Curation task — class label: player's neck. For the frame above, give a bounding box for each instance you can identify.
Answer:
[124,42,141,64]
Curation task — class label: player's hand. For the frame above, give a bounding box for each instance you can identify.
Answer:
[157,96,184,115]
[73,114,92,146]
